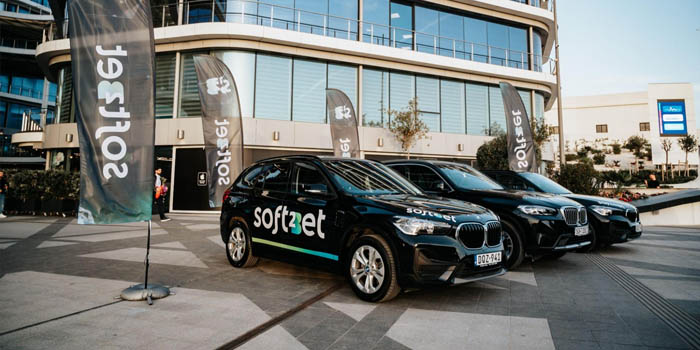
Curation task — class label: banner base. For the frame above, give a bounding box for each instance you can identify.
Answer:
[120,284,170,304]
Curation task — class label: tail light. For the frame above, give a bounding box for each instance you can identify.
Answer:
[223,188,231,203]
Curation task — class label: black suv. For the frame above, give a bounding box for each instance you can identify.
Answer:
[483,170,642,250]
[220,156,505,302]
[385,160,591,269]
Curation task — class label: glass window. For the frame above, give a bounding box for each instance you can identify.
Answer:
[488,86,505,135]
[640,122,650,132]
[255,54,292,120]
[261,162,291,193]
[465,83,488,135]
[214,50,256,117]
[292,162,331,196]
[0,75,8,92]
[596,124,608,133]
[295,0,327,34]
[535,92,545,120]
[519,172,572,194]
[292,58,327,123]
[362,68,389,126]
[416,76,440,131]
[436,163,503,190]
[415,6,439,54]
[0,102,6,128]
[390,2,412,50]
[48,82,57,102]
[518,90,532,118]
[440,79,465,134]
[403,165,449,193]
[236,164,265,190]
[328,63,357,112]
[324,160,421,195]
[363,0,389,45]
[155,54,176,119]
[227,0,258,24]
[178,52,203,118]
[487,22,508,66]
[389,72,414,119]
[508,27,528,69]
[258,0,294,30]
[329,0,358,40]
[465,18,488,63]
[439,12,464,58]
[533,31,543,72]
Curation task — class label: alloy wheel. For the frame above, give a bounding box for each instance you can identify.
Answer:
[228,227,246,262]
[350,245,385,294]
[503,231,514,261]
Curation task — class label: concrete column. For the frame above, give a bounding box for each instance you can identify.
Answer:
[358,0,363,42]
[358,65,364,159]
[528,27,534,71]
[172,52,182,118]
[41,78,50,127]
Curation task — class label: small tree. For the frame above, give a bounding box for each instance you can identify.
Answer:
[476,134,508,170]
[660,138,673,181]
[611,142,622,154]
[677,135,698,176]
[386,97,429,159]
[553,162,600,195]
[624,135,649,173]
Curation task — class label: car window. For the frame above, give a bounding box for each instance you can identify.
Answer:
[235,164,265,190]
[261,162,291,193]
[323,160,422,196]
[292,162,332,196]
[436,163,504,190]
[519,172,571,194]
[497,174,530,191]
[402,165,449,192]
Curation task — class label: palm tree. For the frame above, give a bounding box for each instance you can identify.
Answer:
[677,135,698,177]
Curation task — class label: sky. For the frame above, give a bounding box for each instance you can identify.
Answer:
[556,0,700,128]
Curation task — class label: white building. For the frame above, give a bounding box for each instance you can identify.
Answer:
[545,83,698,171]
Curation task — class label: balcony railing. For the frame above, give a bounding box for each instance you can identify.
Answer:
[0,37,39,50]
[44,0,554,73]
[510,0,552,11]
[21,112,43,132]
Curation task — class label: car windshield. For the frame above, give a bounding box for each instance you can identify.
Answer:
[324,160,423,196]
[520,172,572,194]
[436,163,504,190]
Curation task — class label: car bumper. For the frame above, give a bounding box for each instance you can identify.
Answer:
[592,214,643,244]
[394,233,506,286]
[515,213,592,253]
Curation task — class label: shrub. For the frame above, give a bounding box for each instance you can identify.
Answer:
[553,162,600,195]
[612,143,622,154]
[476,134,508,170]
[564,154,578,162]
[593,153,605,165]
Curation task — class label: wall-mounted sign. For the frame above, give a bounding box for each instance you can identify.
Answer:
[197,172,208,186]
[658,100,687,136]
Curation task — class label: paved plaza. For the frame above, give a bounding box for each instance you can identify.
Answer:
[0,215,699,349]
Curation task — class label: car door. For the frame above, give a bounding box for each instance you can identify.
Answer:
[250,161,291,242]
[284,161,340,260]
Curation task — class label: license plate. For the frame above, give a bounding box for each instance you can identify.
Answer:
[575,225,589,236]
[634,223,642,233]
[475,252,502,267]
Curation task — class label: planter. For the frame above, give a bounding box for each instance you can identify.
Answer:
[41,199,61,216]
[20,199,41,215]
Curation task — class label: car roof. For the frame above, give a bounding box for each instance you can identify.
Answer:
[383,159,466,168]
[255,155,377,165]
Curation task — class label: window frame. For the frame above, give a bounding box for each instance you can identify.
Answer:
[291,161,337,199]
[389,163,454,194]
[595,124,608,133]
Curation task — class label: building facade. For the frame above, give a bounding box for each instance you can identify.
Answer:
[27,0,557,211]
[544,83,698,171]
[1,0,56,167]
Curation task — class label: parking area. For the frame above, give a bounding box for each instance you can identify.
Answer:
[0,215,698,350]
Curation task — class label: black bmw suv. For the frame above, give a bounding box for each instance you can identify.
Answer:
[220,156,505,302]
[482,170,642,250]
[385,160,591,269]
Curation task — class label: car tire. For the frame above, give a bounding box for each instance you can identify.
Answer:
[347,234,400,303]
[226,222,258,268]
[576,224,596,253]
[502,221,525,270]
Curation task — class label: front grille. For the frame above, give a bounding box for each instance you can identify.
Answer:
[486,221,502,246]
[457,223,485,248]
[626,209,638,222]
[578,207,587,224]
[563,207,586,226]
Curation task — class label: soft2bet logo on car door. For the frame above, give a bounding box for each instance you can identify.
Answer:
[253,206,326,239]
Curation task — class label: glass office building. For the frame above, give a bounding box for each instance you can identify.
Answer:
[30,0,557,211]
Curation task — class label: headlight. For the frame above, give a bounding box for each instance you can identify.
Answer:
[392,216,452,235]
[590,205,615,216]
[517,205,558,216]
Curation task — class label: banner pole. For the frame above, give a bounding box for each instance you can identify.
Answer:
[120,219,170,304]
[144,220,151,291]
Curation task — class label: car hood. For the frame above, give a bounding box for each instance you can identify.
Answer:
[563,194,636,211]
[356,194,496,224]
[463,189,582,208]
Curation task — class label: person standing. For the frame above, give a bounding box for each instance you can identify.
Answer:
[645,173,660,189]
[155,168,170,222]
[0,170,7,218]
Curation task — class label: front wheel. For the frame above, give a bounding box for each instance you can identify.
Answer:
[502,221,525,270]
[226,223,258,268]
[347,234,400,302]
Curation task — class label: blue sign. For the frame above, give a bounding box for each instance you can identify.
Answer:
[658,101,687,135]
